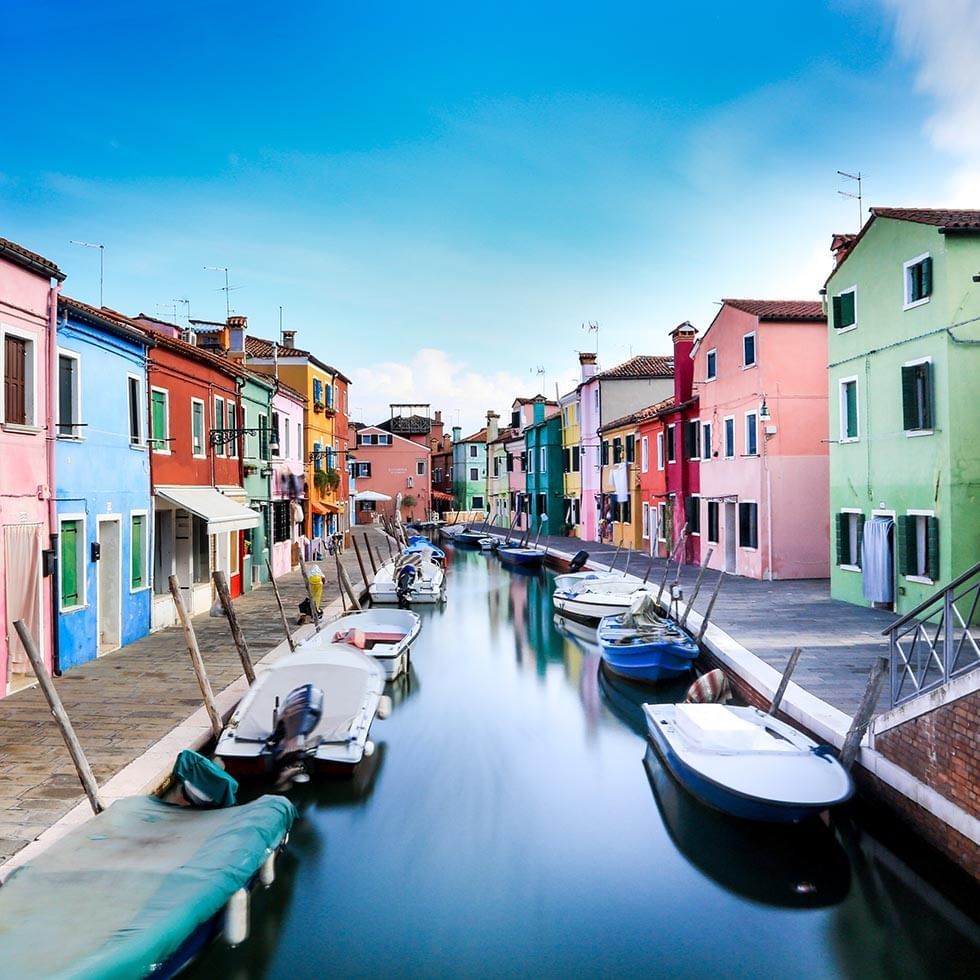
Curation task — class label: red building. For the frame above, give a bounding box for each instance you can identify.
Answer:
[136,316,259,627]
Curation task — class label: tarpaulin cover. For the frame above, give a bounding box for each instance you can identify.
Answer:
[171,749,239,807]
[0,793,297,979]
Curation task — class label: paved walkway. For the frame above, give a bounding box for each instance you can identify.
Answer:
[476,523,897,718]
[0,529,387,866]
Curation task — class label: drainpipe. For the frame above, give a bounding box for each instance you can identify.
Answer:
[47,279,62,674]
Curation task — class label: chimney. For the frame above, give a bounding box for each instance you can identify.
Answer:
[434,410,442,424]
[486,411,499,443]
[670,321,697,403]
[226,314,247,358]
[282,329,296,349]
[579,351,597,382]
[830,233,857,269]
[452,425,462,443]
[532,396,546,424]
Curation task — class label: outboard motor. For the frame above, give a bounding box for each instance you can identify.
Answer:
[270,684,324,781]
[569,550,589,572]
[396,563,418,606]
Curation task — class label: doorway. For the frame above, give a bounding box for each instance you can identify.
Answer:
[724,501,737,573]
[229,531,242,597]
[3,523,43,692]
[97,517,122,654]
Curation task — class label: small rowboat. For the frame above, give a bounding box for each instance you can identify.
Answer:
[497,546,545,568]
[643,701,854,822]
[316,607,422,680]
[553,575,654,623]
[454,529,493,549]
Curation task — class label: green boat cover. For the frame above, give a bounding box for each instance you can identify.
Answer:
[0,794,297,979]
[171,749,239,807]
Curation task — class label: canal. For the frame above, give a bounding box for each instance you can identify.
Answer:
[188,548,979,979]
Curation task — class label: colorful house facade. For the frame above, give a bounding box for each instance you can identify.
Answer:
[353,424,432,523]
[55,298,153,670]
[239,370,275,590]
[270,382,307,577]
[484,412,512,527]
[452,425,488,513]
[597,413,642,548]
[826,207,980,612]
[635,399,672,555]
[524,409,564,535]
[0,238,63,694]
[559,387,582,536]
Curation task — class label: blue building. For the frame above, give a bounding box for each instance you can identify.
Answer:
[55,297,153,670]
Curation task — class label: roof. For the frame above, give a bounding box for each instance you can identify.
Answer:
[490,427,517,445]
[721,299,825,321]
[871,207,980,230]
[0,236,65,281]
[244,335,352,383]
[600,396,675,432]
[512,395,558,406]
[59,296,152,346]
[458,427,488,444]
[144,323,246,380]
[594,355,673,381]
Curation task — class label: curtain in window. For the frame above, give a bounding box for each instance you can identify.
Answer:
[4,523,42,677]
[862,517,894,603]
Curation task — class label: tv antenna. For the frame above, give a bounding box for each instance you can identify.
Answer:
[583,320,599,359]
[156,302,178,324]
[532,365,546,395]
[69,240,104,307]
[174,297,190,325]
[837,170,864,230]
[204,265,242,318]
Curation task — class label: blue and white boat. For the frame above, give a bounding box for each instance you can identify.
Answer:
[404,534,446,567]
[597,594,699,683]
[643,701,854,823]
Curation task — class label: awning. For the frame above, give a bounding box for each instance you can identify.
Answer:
[311,501,341,515]
[432,490,455,502]
[155,486,261,534]
[355,490,392,502]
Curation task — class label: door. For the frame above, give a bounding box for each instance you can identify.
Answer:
[3,523,43,692]
[724,502,737,573]
[97,518,122,654]
[229,530,242,597]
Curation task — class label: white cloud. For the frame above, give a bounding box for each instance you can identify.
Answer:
[883,0,980,201]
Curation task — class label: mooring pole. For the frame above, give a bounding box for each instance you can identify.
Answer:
[212,570,256,685]
[13,620,105,815]
[657,526,688,607]
[265,559,296,652]
[623,546,632,578]
[768,647,802,716]
[350,531,370,584]
[680,546,714,628]
[366,537,380,574]
[168,576,223,739]
[696,569,725,643]
[840,656,889,770]
[335,551,362,610]
[297,555,322,631]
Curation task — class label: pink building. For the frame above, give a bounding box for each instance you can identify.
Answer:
[1,238,64,694]
[505,396,558,529]
[353,425,432,524]
[270,381,307,577]
[693,299,829,580]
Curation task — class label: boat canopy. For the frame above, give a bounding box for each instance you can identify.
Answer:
[156,485,261,533]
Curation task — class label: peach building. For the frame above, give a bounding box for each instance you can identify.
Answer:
[693,299,829,580]
[352,424,432,524]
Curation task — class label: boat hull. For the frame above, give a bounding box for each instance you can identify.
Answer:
[553,590,636,623]
[497,547,545,567]
[598,618,699,683]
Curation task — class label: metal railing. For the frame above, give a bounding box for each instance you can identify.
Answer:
[884,561,980,708]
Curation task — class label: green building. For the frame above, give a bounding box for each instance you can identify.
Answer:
[826,207,980,614]
[452,424,488,513]
[524,410,565,535]
[241,371,276,590]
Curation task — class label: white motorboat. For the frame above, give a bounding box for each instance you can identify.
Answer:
[369,551,446,604]
[643,702,854,822]
[215,646,388,780]
[311,608,422,680]
[552,575,655,623]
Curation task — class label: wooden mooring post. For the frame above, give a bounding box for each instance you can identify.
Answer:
[840,656,889,771]
[657,525,688,607]
[13,620,106,815]
[680,546,714,629]
[212,570,256,685]
[365,536,381,574]
[696,569,725,643]
[265,558,296,652]
[335,551,363,610]
[168,575,223,739]
[385,535,394,560]
[768,647,802,716]
[351,531,371,583]
[297,555,322,632]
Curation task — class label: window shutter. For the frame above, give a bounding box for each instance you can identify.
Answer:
[5,336,27,424]
[901,365,918,430]
[131,515,144,587]
[926,516,940,580]
[841,291,855,327]
[896,515,914,576]
[832,295,842,329]
[855,514,865,568]
[835,513,847,566]
[920,362,933,429]
[921,256,933,297]
[61,522,79,606]
[626,434,635,462]
[738,502,748,547]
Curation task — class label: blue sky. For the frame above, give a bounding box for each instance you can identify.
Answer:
[2,1,976,430]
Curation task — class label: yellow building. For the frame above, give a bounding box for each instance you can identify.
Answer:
[597,414,643,549]
[559,389,582,536]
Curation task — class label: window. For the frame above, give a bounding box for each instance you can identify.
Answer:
[572,446,580,471]
[273,500,291,543]
[258,413,269,460]
[57,351,81,437]
[642,501,650,538]
[723,417,735,458]
[657,503,668,541]
[641,436,649,473]
[899,513,939,582]
[150,388,169,452]
[227,401,240,458]
[213,397,225,456]
[904,254,933,309]
[359,499,376,512]
[312,442,322,471]
[839,377,859,442]
[625,434,635,463]
[417,460,426,476]
[685,495,701,534]
[540,448,547,472]
[191,399,205,456]
[656,432,664,470]
[835,511,864,568]
[472,495,485,510]
[356,461,371,477]
[378,434,392,446]
[594,388,599,412]
[271,412,281,456]
[705,349,717,381]
[313,378,323,405]
[738,502,759,549]
[566,497,580,526]
[434,467,443,482]
[615,498,631,524]
[744,412,758,456]
[601,440,609,466]
[707,501,720,544]
[128,375,143,446]
[131,512,147,589]
[832,287,857,330]
[666,425,676,463]
[4,331,35,425]
[612,438,622,464]
[702,421,712,461]
[469,466,479,481]
[59,516,85,609]
[683,420,700,460]
[743,332,756,368]
[283,417,289,458]
[469,444,478,458]
[902,360,933,433]
[511,410,521,429]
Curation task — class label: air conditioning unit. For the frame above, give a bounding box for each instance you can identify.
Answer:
[180,328,198,346]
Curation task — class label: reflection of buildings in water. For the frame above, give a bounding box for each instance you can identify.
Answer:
[554,616,602,732]
[509,576,529,665]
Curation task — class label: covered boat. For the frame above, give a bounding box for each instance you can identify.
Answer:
[404,534,446,567]
[643,702,854,822]
[215,646,388,780]
[552,575,654,623]
[0,753,296,979]
[369,551,446,604]
[454,528,493,549]
[497,545,545,568]
[312,607,422,680]
[598,594,699,683]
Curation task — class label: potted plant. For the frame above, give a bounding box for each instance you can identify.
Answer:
[313,469,329,494]
[313,401,325,413]
[325,468,341,492]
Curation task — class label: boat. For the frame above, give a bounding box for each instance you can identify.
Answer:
[215,645,389,781]
[369,550,446,604]
[404,534,447,567]
[643,701,854,822]
[454,528,493,549]
[314,607,422,680]
[439,523,467,540]
[552,575,655,623]
[597,594,699,683]
[497,545,546,567]
[0,750,296,978]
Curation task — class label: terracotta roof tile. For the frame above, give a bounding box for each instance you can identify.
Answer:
[60,296,152,344]
[721,299,825,321]
[459,427,488,443]
[0,236,65,281]
[600,396,675,432]
[872,207,980,229]
[594,355,673,380]
[244,334,351,383]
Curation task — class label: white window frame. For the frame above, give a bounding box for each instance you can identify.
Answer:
[839,376,860,443]
[840,507,863,573]
[656,503,667,542]
[701,421,712,462]
[191,398,206,458]
[641,436,649,473]
[689,494,701,536]
[58,513,87,612]
[744,412,758,457]
[212,395,225,457]
[656,432,664,470]
[1,323,39,428]
[903,355,935,437]
[540,447,547,473]
[129,508,150,592]
[742,332,757,369]
[906,508,936,584]
[150,386,171,455]
[903,252,931,311]
[469,444,478,458]
[642,502,650,539]
[127,373,145,449]
[723,416,735,459]
[56,348,83,439]
[739,499,759,551]
[835,286,858,333]
[417,459,426,476]
[705,349,717,381]
[469,466,479,481]
[689,419,701,461]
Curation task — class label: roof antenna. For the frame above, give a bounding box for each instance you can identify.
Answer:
[583,320,599,361]
[532,365,546,395]
[837,170,863,231]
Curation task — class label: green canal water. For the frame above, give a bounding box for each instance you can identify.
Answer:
[187,548,979,979]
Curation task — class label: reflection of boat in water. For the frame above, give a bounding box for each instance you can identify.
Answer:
[598,661,689,736]
[386,661,420,710]
[554,614,600,656]
[643,745,851,909]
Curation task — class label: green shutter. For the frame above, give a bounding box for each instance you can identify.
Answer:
[921,256,933,298]
[840,291,855,327]
[901,365,918,431]
[61,521,79,607]
[835,513,847,566]
[920,362,933,429]
[896,515,914,576]
[832,295,842,329]
[855,514,865,568]
[131,515,144,588]
[926,516,940,580]
[151,391,166,450]
[845,382,858,439]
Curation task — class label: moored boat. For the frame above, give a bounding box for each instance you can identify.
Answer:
[643,701,854,822]
[497,545,546,567]
[404,534,447,567]
[314,607,422,680]
[454,529,493,549]
[369,551,446,604]
[552,575,654,623]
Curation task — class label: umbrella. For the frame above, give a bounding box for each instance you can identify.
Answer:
[354,490,392,502]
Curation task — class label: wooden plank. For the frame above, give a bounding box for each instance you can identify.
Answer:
[840,656,889,770]
[212,570,256,685]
